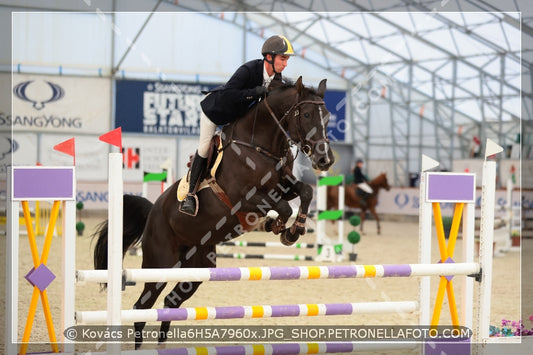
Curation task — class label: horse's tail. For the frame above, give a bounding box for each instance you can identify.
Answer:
[93,194,153,271]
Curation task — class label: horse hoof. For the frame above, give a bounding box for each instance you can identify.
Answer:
[280,230,299,246]
[290,224,306,236]
[264,218,273,232]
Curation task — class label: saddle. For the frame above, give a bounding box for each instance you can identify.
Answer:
[177,135,222,201]
[176,134,256,231]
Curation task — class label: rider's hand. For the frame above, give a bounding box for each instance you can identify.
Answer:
[253,85,268,98]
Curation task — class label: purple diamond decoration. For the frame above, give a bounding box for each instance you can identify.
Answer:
[25,264,56,291]
[437,257,455,282]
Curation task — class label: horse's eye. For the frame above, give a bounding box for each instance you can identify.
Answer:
[304,112,310,118]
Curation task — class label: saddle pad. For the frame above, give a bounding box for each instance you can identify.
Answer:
[177,141,224,202]
[177,177,210,202]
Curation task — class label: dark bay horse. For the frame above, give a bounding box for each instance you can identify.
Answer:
[327,173,390,234]
[92,77,334,349]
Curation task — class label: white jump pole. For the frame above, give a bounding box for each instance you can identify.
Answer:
[5,167,19,355]
[107,153,123,354]
[418,155,439,326]
[475,139,502,345]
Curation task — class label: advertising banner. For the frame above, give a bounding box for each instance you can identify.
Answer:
[324,90,346,142]
[115,79,346,141]
[122,136,177,182]
[116,80,212,136]
[11,74,111,134]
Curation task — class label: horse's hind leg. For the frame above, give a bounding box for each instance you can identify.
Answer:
[158,281,202,345]
[133,281,168,349]
[158,245,216,346]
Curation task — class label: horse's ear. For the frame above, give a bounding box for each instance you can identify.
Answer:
[317,79,327,98]
[296,76,304,95]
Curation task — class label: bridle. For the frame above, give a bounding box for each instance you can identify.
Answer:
[222,90,330,166]
[263,96,330,160]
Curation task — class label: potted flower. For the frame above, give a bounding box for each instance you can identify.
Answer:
[76,201,85,236]
[76,221,85,236]
[490,316,533,337]
[511,230,520,247]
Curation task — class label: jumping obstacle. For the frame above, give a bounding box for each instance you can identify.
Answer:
[6,139,501,354]
[5,166,76,355]
[72,141,501,355]
[77,301,419,324]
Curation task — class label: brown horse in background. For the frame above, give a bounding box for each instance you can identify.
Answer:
[327,173,390,234]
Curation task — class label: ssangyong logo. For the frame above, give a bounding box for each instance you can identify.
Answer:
[0,137,18,159]
[13,80,65,110]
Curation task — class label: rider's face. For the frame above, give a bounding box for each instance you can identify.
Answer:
[274,55,290,73]
[266,54,290,75]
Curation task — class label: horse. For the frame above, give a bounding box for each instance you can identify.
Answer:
[92,76,335,349]
[327,173,390,234]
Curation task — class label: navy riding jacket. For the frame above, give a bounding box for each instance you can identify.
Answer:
[201,59,275,125]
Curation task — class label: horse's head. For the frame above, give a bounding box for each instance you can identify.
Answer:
[268,76,335,171]
[373,173,391,191]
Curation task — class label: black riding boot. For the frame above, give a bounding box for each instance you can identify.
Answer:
[356,188,368,207]
[179,152,207,216]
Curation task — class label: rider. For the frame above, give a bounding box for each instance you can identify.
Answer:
[353,159,373,207]
[180,35,295,216]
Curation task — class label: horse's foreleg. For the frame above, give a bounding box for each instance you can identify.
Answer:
[370,207,381,235]
[282,182,313,244]
[359,210,366,235]
[133,282,168,349]
[263,199,292,235]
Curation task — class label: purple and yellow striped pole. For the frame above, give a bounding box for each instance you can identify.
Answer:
[76,301,418,325]
[77,263,480,284]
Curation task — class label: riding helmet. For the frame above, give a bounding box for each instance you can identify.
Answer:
[261,35,295,57]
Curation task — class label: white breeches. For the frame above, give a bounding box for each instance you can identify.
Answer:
[358,182,374,194]
[198,110,217,158]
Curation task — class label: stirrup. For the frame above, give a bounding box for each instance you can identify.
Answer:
[179,194,199,216]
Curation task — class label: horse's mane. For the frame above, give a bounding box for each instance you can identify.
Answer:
[268,78,320,96]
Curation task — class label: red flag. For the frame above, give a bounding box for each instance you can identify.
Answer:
[99,127,122,149]
[54,137,76,165]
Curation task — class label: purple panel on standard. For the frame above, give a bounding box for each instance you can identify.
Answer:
[13,167,75,200]
[25,264,56,291]
[426,173,475,203]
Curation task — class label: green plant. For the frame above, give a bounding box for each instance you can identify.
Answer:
[76,221,85,233]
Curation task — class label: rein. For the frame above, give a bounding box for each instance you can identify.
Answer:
[221,93,327,165]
